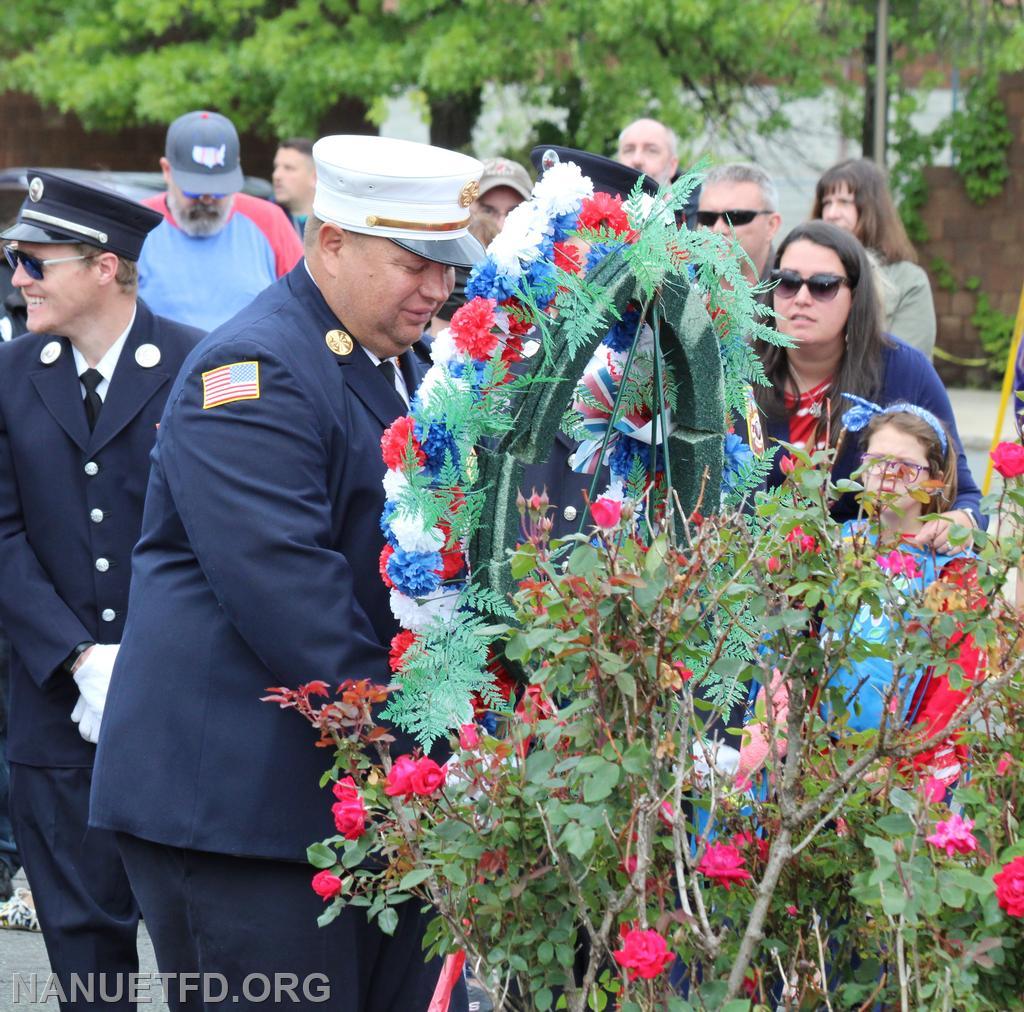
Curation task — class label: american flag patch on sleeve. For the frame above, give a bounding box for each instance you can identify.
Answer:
[202,361,261,409]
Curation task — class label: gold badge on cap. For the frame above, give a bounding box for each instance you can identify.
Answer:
[458,180,480,208]
[28,177,44,203]
[325,329,353,356]
[39,340,61,365]
[135,344,161,368]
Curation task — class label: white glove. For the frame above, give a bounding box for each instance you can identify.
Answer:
[72,643,119,716]
[70,694,102,744]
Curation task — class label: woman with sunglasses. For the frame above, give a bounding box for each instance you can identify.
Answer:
[811,158,936,359]
[750,221,981,550]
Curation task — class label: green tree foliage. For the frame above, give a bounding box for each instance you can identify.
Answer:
[1,0,864,150]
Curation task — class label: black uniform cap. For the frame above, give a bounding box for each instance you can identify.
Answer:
[529,146,660,199]
[0,170,164,262]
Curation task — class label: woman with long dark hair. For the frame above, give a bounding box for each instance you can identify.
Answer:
[811,158,936,359]
[752,221,980,549]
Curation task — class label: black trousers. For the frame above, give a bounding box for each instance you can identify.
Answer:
[9,763,139,1009]
[116,833,468,1012]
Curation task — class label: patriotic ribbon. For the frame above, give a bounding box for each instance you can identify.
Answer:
[571,365,674,474]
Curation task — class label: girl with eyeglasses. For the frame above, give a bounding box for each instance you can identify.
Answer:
[737,400,987,795]
[811,157,936,360]
[750,220,982,552]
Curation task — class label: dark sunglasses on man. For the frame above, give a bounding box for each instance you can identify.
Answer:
[3,246,97,282]
[695,209,773,228]
[770,268,852,303]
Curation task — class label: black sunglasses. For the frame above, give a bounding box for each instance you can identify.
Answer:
[3,246,96,281]
[770,268,852,303]
[695,209,772,227]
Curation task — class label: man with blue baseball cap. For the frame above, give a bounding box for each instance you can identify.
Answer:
[138,110,303,331]
[91,136,482,1010]
[0,171,202,995]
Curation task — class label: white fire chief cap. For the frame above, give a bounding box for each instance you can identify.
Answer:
[312,135,486,269]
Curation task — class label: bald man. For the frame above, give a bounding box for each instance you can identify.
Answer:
[615,118,679,186]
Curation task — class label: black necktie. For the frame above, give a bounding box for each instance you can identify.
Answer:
[377,358,397,390]
[80,368,103,432]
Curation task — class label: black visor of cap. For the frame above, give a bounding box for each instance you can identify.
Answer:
[529,145,660,199]
[389,233,485,271]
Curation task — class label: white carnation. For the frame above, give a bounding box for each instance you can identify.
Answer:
[390,511,445,554]
[430,329,457,367]
[382,470,410,501]
[532,161,593,216]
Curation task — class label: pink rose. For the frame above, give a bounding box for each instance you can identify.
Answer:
[994,856,1024,917]
[332,796,367,840]
[695,843,752,890]
[926,813,977,858]
[997,753,1013,776]
[410,757,446,796]
[590,496,622,529]
[459,723,481,749]
[990,441,1024,479]
[311,870,343,901]
[612,925,675,981]
[779,454,797,474]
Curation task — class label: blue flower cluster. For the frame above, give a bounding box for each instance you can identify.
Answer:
[387,547,443,598]
[722,432,754,494]
[603,305,641,353]
[550,210,580,242]
[380,500,398,540]
[465,261,519,302]
[417,420,460,478]
[609,434,658,484]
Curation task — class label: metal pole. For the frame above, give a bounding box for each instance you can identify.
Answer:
[873,0,889,165]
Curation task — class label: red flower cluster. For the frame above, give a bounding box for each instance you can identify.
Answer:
[695,843,752,890]
[553,241,583,275]
[311,869,343,901]
[379,544,394,589]
[785,525,819,553]
[990,440,1024,479]
[331,776,368,840]
[381,416,425,471]
[577,192,633,237]
[450,297,499,360]
[384,755,446,799]
[994,856,1024,917]
[500,299,533,336]
[612,925,675,981]
[389,629,417,673]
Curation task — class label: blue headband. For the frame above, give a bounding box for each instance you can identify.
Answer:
[840,394,948,453]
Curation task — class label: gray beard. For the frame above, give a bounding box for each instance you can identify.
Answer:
[168,192,233,237]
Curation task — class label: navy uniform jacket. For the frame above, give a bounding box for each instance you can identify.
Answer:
[0,302,202,767]
[91,264,431,862]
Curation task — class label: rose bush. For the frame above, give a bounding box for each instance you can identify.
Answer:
[268,445,1024,1011]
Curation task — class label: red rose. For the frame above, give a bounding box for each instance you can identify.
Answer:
[779,454,797,475]
[991,441,1024,479]
[311,870,343,901]
[384,755,418,798]
[590,496,622,529]
[767,556,782,573]
[389,629,417,673]
[612,925,675,981]
[696,843,752,890]
[410,757,446,796]
[381,416,425,471]
[332,795,367,840]
[450,297,499,360]
[994,856,1024,917]
[332,775,359,803]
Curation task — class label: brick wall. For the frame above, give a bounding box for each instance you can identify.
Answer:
[918,71,1024,387]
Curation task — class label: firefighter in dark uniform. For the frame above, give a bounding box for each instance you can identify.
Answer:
[90,136,481,1011]
[0,171,202,1002]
